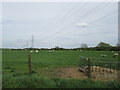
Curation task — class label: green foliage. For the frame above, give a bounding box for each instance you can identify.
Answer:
[105,80,120,88]
[2,75,120,88]
[96,42,112,51]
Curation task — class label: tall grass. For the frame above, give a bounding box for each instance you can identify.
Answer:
[2,74,120,88]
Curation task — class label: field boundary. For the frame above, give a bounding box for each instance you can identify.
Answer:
[79,56,120,80]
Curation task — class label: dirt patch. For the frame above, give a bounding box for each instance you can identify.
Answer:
[37,67,119,81]
[54,67,119,81]
[55,67,87,79]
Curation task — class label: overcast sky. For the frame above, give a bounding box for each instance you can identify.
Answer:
[1,2,118,48]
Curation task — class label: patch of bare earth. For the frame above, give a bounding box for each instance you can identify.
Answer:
[38,67,119,81]
[54,67,119,81]
[55,67,87,79]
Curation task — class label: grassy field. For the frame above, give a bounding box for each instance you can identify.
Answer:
[2,49,120,88]
[3,74,120,88]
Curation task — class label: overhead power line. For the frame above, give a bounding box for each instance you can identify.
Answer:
[36,2,107,42]
[47,2,87,31]
[39,2,74,32]
[59,2,107,25]
[89,10,117,25]
[56,10,118,41]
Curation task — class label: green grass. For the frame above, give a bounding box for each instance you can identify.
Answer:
[2,49,120,88]
[2,74,120,88]
[3,50,119,72]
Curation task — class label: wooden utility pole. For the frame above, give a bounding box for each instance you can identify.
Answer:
[28,54,32,75]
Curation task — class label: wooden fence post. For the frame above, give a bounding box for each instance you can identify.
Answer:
[28,54,32,75]
[117,63,120,82]
[109,61,111,73]
[87,57,92,78]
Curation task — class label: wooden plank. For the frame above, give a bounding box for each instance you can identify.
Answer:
[79,67,86,72]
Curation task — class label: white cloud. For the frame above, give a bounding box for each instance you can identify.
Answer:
[76,23,88,28]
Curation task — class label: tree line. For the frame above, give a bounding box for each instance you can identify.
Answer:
[6,42,120,51]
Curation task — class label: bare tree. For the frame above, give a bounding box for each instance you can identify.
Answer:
[80,44,88,48]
